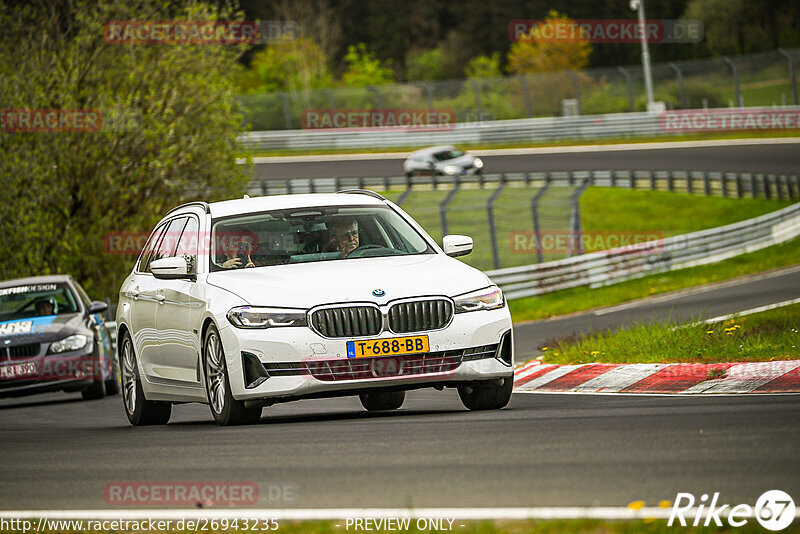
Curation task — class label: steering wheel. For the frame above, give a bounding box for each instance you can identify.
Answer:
[347,244,385,257]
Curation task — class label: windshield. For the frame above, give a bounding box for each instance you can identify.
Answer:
[210,205,433,271]
[0,282,80,322]
[433,149,464,161]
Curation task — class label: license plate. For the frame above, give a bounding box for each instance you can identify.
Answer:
[346,335,429,358]
[0,362,37,379]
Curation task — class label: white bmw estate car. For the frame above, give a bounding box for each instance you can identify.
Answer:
[116,190,513,426]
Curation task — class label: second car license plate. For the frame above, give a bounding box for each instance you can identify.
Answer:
[0,361,37,379]
[347,335,429,358]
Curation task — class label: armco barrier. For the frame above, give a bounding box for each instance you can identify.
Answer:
[238,106,800,151]
[485,201,800,300]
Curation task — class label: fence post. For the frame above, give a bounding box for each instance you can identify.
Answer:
[517,75,533,117]
[650,170,656,191]
[722,56,743,107]
[667,170,674,192]
[397,175,412,205]
[735,173,743,198]
[323,89,335,111]
[765,174,773,200]
[668,62,687,109]
[751,173,759,198]
[568,180,590,257]
[721,172,729,198]
[792,175,800,199]
[280,92,292,129]
[687,171,693,194]
[777,175,786,201]
[778,48,799,106]
[368,85,383,111]
[531,180,551,264]
[616,67,635,112]
[469,79,482,121]
[703,171,710,196]
[569,70,582,115]
[439,178,461,237]
[487,180,507,270]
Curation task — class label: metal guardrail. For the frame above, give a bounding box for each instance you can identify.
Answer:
[249,169,800,201]
[486,201,800,300]
[238,106,800,151]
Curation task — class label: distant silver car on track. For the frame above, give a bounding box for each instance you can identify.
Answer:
[403,146,483,178]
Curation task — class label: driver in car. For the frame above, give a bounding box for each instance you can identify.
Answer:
[34,297,57,316]
[326,218,360,257]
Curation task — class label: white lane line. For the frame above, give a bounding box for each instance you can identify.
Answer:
[702,297,800,324]
[571,364,667,393]
[0,507,699,521]
[515,364,585,391]
[245,137,800,164]
[681,361,800,394]
[592,264,800,316]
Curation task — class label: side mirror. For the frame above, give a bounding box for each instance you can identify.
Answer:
[442,235,473,257]
[88,301,108,315]
[151,256,195,280]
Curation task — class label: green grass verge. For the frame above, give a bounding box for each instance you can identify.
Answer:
[19,519,786,534]
[508,234,800,323]
[246,131,800,157]
[538,303,800,365]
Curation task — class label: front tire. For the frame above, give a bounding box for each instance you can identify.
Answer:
[204,325,262,426]
[359,390,405,411]
[458,376,513,411]
[120,332,171,425]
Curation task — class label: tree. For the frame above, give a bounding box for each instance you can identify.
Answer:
[238,36,332,93]
[506,10,591,74]
[340,43,394,87]
[0,0,251,300]
[465,53,503,79]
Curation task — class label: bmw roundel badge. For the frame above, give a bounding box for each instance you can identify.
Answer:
[372,289,386,297]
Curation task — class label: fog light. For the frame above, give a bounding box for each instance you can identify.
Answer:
[241,352,270,389]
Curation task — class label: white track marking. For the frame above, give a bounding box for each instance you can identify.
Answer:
[702,297,800,324]
[592,264,800,316]
[681,361,800,394]
[571,364,667,393]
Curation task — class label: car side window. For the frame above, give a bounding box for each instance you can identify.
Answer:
[150,217,188,267]
[137,223,167,273]
[174,216,199,273]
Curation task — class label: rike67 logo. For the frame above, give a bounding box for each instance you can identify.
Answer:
[669,490,795,531]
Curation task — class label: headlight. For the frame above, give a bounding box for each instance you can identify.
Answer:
[227,306,308,329]
[443,165,460,175]
[48,334,88,354]
[474,157,483,169]
[453,286,505,313]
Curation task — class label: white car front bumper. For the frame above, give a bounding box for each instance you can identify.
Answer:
[218,307,513,401]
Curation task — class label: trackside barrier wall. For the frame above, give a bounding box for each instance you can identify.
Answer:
[485,202,800,300]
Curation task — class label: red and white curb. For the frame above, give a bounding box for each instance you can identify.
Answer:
[512,359,800,394]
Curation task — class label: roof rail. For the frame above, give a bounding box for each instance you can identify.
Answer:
[336,189,386,201]
[166,201,211,215]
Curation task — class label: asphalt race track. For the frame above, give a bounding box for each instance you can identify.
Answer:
[1,270,799,511]
[1,387,799,510]
[253,141,800,181]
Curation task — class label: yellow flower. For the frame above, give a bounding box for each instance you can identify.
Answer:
[706,330,714,334]
[541,347,548,351]
[591,351,600,356]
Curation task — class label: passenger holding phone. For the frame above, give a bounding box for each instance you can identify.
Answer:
[219,238,256,269]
